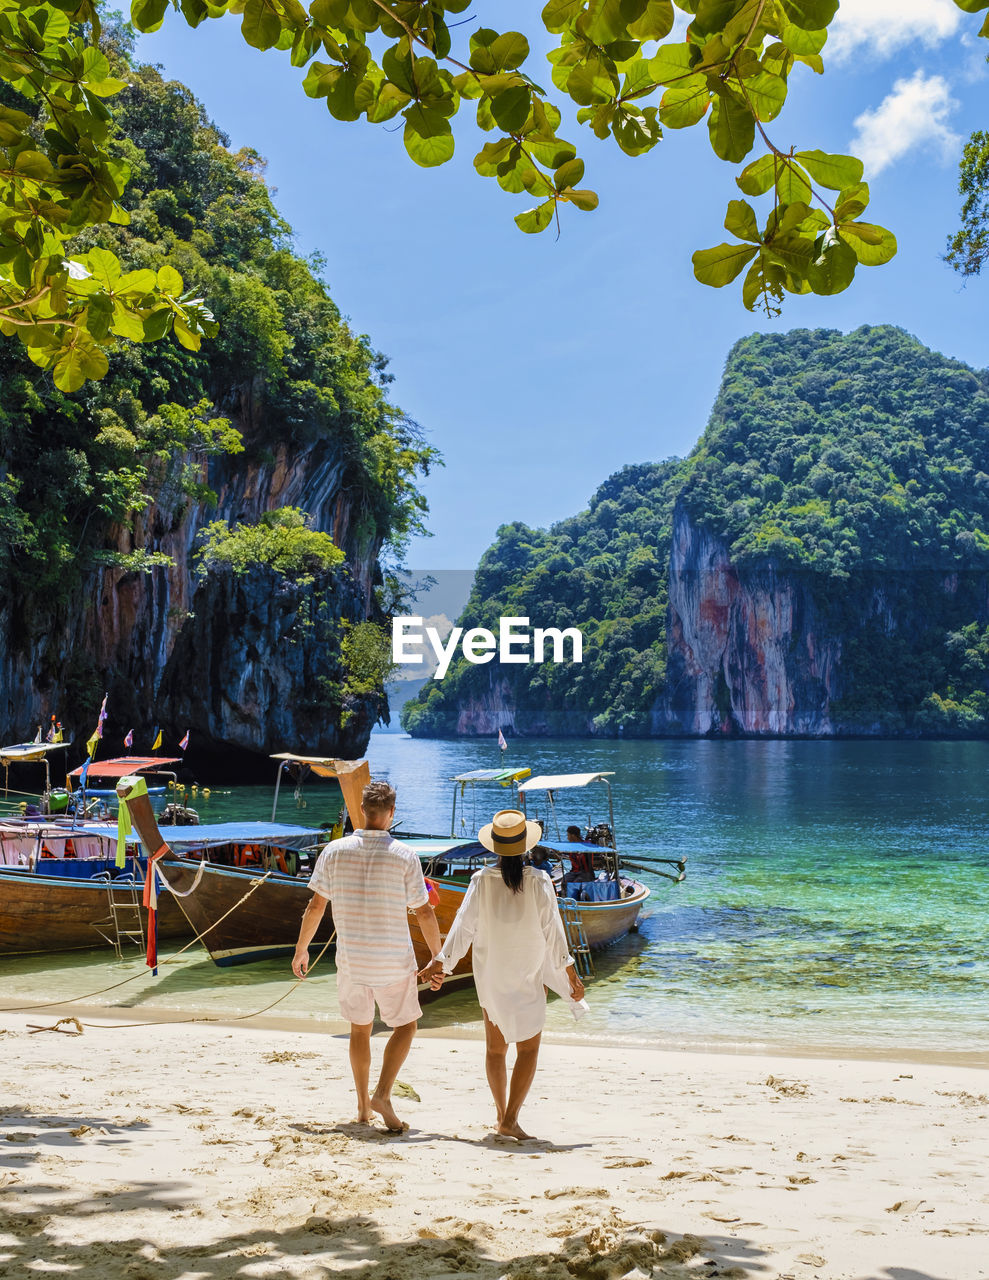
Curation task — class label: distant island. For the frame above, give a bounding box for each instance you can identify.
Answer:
[402,325,989,740]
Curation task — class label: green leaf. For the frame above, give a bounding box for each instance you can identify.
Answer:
[52,331,109,393]
[403,107,455,167]
[738,70,786,122]
[708,93,755,163]
[580,0,627,44]
[554,157,585,189]
[565,188,598,211]
[649,43,696,86]
[839,222,897,266]
[795,150,864,191]
[13,151,54,180]
[724,199,761,243]
[490,32,531,71]
[834,182,870,222]
[692,241,758,287]
[515,199,555,233]
[659,78,709,129]
[491,85,531,132]
[142,309,173,342]
[613,105,661,155]
[131,0,170,33]
[736,153,775,196]
[806,233,858,295]
[110,302,146,341]
[778,21,827,55]
[775,160,812,204]
[779,0,838,29]
[86,247,122,288]
[628,0,675,40]
[541,0,583,34]
[157,265,183,295]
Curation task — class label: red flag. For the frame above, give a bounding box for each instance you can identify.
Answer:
[425,877,440,907]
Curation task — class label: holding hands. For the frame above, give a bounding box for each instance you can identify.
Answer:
[418,957,445,990]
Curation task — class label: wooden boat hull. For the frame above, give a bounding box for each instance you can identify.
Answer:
[0,868,191,956]
[159,860,333,966]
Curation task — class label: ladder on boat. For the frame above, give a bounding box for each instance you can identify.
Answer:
[93,874,145,959]
[559,898,594,979]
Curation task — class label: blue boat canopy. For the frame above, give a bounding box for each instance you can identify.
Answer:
[78,820,322,852]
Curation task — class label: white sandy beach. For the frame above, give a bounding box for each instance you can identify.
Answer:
[0,1011,986,1280]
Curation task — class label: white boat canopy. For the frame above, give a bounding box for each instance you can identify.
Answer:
[451,767,531,784]
[517,772,615,792]
[269,753,367,779]
[1,742,68,765]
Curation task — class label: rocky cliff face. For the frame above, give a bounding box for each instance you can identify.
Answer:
[654,503,841,736]
[0,438,381,773]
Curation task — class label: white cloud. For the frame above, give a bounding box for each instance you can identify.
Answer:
[829,0,962,61]
[850,72,961,175]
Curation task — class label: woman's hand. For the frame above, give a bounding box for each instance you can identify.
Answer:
[418,958,445,990]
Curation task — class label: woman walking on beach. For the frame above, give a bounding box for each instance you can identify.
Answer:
[420,809,585,1140]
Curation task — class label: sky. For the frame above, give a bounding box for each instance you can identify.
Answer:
[136,1,988,581]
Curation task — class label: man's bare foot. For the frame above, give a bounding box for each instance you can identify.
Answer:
[370,1092,405,1132]
[356,1109,374,1124]
[497,1119,534,1141]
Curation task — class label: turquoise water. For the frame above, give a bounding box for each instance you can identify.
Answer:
[3,736,987,1060]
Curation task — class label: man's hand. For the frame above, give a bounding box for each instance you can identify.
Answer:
[292,949,309,979]
[418,958,444,990]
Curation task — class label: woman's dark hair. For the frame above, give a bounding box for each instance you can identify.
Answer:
[499,855,525,894]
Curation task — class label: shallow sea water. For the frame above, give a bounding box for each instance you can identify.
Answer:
[3,736,987,1061]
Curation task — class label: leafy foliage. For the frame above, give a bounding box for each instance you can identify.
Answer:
[403,326,989,738]
[194,505,345,582]
[0,48,435,599]
[6,0,987,369]
[947,129,989,278]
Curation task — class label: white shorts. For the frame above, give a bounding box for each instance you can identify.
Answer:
[337,970,422,1028]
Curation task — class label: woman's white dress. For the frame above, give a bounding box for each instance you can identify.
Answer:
[439,866,574,1043]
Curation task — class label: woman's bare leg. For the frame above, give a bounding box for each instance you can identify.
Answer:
[500,1031,541,1141]
[482,1011,508,1125]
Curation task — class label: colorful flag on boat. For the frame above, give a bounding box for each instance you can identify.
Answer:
[85,730,99,759]
[55,723,64,743]
[96,693,108,737]
[45,716,57,742]
[498,728,508,752]
[179,730,189,751]
[151,727,162,751]
[124,729,133,749]
[32,725,42,743]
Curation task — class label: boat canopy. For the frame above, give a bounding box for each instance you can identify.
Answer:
[451,768,531,785]
[69,756,181,779]
[401,836,479,857]
[78,819,321,852]
[269,753,366,779]
[518,772,615,792]
[1,742,69,766]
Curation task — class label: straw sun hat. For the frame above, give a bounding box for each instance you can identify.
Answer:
[478,809,542,857]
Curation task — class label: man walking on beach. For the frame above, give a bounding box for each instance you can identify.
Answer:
[292,780,441,1131]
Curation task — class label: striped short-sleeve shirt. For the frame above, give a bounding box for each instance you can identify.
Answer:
[308,829,429,986]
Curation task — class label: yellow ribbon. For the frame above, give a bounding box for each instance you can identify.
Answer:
[116,775,149,868]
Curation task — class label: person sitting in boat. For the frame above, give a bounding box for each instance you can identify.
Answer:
[527,847,556,876]
[562,828,594,885]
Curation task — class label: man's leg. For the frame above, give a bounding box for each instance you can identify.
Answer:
[500,1031,541,1141]
[370,1020,417,1131]
[482,1010,508,1126]
[349,1022,374,1123]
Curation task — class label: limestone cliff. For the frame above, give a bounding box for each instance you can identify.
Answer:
[654,503,841,736]
[0,439,383,773]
